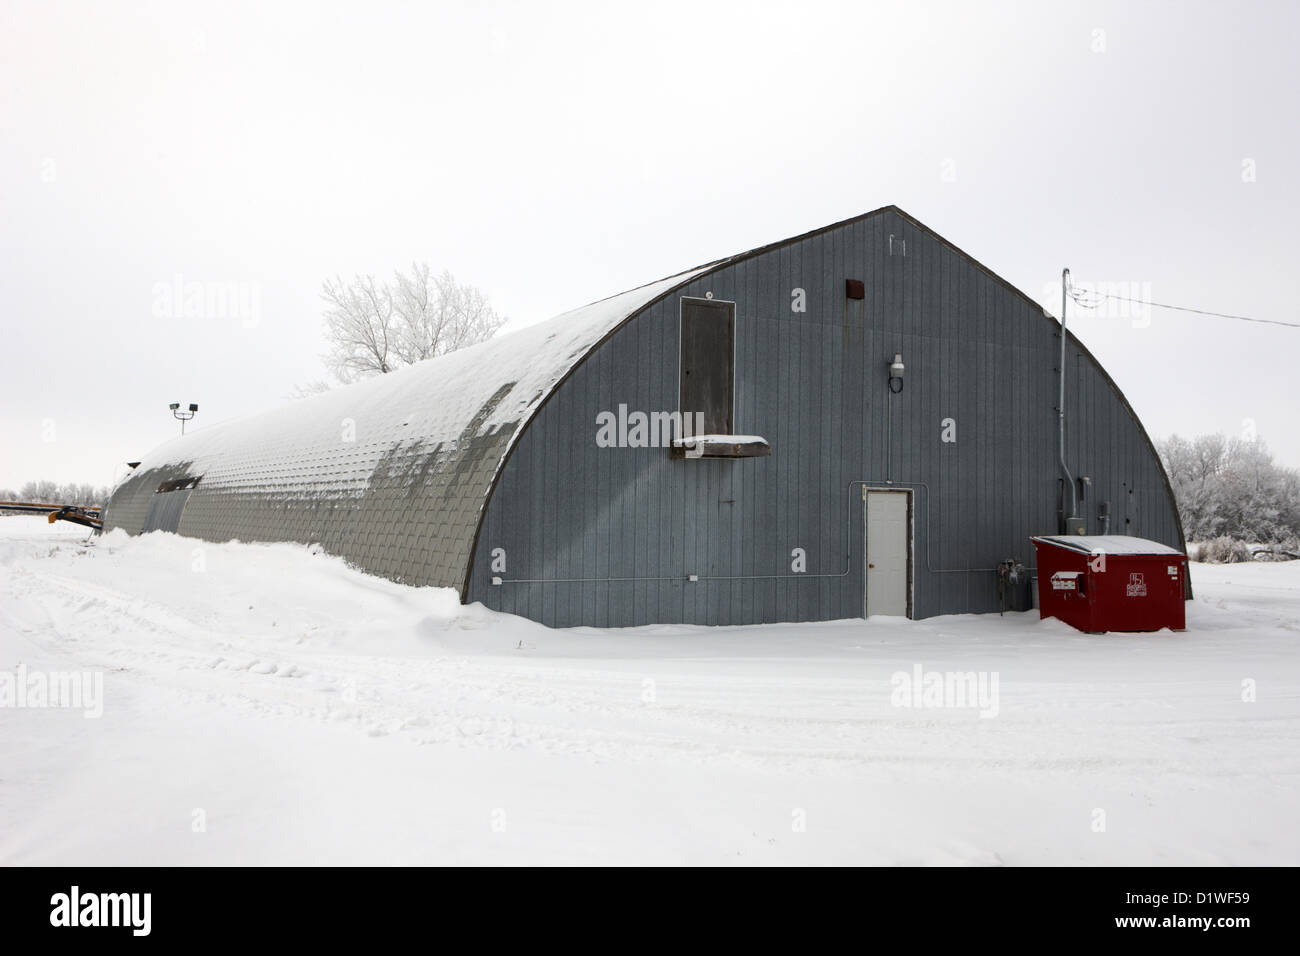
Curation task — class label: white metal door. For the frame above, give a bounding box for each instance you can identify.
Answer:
[865,489,910,617]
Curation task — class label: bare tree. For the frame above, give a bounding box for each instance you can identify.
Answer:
[19,479,61,503]
[318,265,505,385]
[391,263,506,364]
[321,274,399,383]
[5,481,109,507]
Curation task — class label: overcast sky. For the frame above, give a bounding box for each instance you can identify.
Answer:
[2,0,1297,492]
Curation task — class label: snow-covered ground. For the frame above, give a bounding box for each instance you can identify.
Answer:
[1,515,1297,865]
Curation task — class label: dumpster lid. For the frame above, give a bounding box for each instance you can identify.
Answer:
[1031,534,1184,556]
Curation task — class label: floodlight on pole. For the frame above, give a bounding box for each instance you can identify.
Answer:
[170,401,199,435]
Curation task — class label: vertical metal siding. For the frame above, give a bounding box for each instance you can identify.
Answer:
[467,211,1183,627]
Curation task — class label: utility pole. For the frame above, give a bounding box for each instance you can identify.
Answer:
[1059,268,1078,532]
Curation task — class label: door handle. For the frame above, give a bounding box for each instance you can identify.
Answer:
[868,563,875,568]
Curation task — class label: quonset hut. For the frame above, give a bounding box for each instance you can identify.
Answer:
[105,206,1187,627]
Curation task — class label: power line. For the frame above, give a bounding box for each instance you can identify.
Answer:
[1067,288,1105,310]
[1070,288,1299,329]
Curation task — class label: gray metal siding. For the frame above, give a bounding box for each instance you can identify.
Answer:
[469,209,1183,626]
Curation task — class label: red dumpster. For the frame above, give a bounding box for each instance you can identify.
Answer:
[1030,535,1187,633]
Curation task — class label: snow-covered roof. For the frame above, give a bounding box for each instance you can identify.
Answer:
[120,265,710,498]
[1032,535,1185,556]
[104,264,713,591]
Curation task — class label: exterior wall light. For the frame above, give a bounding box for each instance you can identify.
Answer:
[888,353,905,393]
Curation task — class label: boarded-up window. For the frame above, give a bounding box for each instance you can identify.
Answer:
[680,298,734,434]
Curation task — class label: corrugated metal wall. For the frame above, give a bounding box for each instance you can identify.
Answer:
[141,487,192,533]
[468,209,1184,626]
[104,428,514,590]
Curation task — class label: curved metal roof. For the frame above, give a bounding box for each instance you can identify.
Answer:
[104,264,711,589]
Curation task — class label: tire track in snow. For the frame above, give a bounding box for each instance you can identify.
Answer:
[5,538,1298,783]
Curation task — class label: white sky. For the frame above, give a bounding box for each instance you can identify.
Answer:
[2,0,1297,491]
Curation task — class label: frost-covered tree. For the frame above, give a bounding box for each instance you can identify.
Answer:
[320,274,398,383]
[1158,433,1300,544]
[19,479,61,503]
[318,265,505,385]
[391,264,505,365]
[1160,434,1231,539]
[5,481,109,507]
